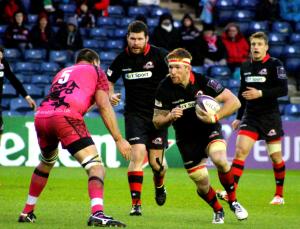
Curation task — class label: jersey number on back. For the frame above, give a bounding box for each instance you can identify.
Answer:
[58,70,72,84]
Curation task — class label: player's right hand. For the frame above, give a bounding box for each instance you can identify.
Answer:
[109,93,121,106]
[231,119,241,130]
[115,138,131,161]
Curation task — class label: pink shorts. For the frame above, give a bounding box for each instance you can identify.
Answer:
[34,115,94,155]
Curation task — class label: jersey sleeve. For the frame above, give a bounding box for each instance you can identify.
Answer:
[96,67,109,93]
[262,59,288,99]
[202,76,225,97]
[154,81,172,111]
[4,59,28,97]
[106,54,122,83]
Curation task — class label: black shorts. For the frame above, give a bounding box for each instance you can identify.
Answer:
[176,125,224,170]
[0,116,3,134]
[125,113,168,149]
[240,113,284,141]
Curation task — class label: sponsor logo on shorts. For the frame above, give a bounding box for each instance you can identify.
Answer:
[184,161,194,165]
[155,99,162,107]
[125,71,152,80]
[152,137,163,145]
[240,124,247,127]
[267,129,277,136]
[122,68,132,72]
[209,131,220,139]
[244,72,251,75]
[129,137,140,141]
[277,66,287,79]
[245,76,266,82]
[143,61,154,69]
[106,69,112,76]
[172,99,185,104]
[258,68,268,75]
[178,101,196,110]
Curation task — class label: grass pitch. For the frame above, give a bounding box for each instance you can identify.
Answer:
[0,166,299,229]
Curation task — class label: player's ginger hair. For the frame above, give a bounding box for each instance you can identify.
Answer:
[166,48,192,63]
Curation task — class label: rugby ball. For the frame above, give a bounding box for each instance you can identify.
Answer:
[196,95,220,115]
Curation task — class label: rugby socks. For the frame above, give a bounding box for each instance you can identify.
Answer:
[88,176,104,214]
[22,168,49,214]
[128,171,143,206]
[218,170,236,203]
[231,159,245,185]
[153,173,164,188]
[198,186,223,212]
[273,160,285,197]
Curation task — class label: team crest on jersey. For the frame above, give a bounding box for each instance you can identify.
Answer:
[196,90,203,96]
[209,131,220,139]
[277,66,287,79]
[207,79,223,92]
[267,129,277,136]
[258,68,268,75]
[152,137,163,145]
[143,61,154,69]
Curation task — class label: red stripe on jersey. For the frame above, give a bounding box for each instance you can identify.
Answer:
[238,130,259,140]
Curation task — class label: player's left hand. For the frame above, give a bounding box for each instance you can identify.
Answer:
[195,105,215,123]
[25,95,37,111]
[242,87,262,100]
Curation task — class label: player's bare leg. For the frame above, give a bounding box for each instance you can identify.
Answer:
[149,148,167,206]
[128,144,146,216]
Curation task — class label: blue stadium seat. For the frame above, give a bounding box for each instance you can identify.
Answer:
[31,75,51,84]
[192,66,205,74]
[0,25,7,37]
[100,51,117,62]
[209,66,232,79]
[236,22,249,35]
[237,0,259,9]
[148,18,159,28]
[89,28,108,40]
[116,17,134,28]
[23,84,43,98]
[59,3,76,15]
[285,58,300,73]
[114,29,127,38]
[4,48,22,61]
[24,49,46,62]
[269,32,287,45]
[27,14,38,25]
[228,79,240,89]
[150,7,170,17]
[284,104,300,116]
[282,45,300,58]
[40,62,60,75]
[79,28,89,37]
[128,6,148,17]
[15,73,31,83]
[216,10,234,25]
[2,84,16,98]
[105,40,124,51]
[83,39,102,50]
[97,17,116,28]
[278,95,290,104]
[215,0,235,10]
[43,85,51,96]
[296,22,300,32]
[272,21,292,35]
[14,62,39,74]
[2,98,11,110]
[10,98,34,112]
[248,21,268,34]
[268,44,284,59]
[108,5,125,17]
[49,50,71,64]
[290,33,300,44]
[232,10,255,22]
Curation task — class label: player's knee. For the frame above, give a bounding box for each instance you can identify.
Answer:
[235,144,249,159]
[188,166,208,182]
[81,154,103,171]
[267,142,282,156]
[41,149,58,166]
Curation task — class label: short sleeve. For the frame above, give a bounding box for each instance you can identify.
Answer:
[96,68,109,93]
[154,81,172,110]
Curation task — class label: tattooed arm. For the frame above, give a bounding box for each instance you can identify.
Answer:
[153,107,183,129]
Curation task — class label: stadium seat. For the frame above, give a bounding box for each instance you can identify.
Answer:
[248,21,268,34]
[237,0,259,9]
[40,62,60,75]
[0,25,8,37]
[83,39,102,50]
[31,75,51,84]
[232,10,255,22]
[215,0,235,10]
[27,14,38,25]
[147,18,159,28]
[228,79,240,89]
[272,21,292,35]
[236,22,249,35]
[128,6,148,17]
[24,49,46,62]
[2,84,16,98]
[105,40,124,51]
[23,84,43,98]
[43,85,51,96]
[100,51,118,62]
[58,3,76,15]
[14,62,39,74]
[216,10,234,26]
[282,45,300,58]
[108,5,125,17]
[296,22,300,32]
[268,32,287,45]
[114,28,127,38]
[116,17,134,28]
[268,44,284,59]
[192,66,205,74]
[2,98,11,111]
[15,73,31,83]
[10,97,34,112]
[284,58,300,73]
[97,17,116,28]
[209,66,232,79]
[89,28,108,40]
[284,104,300,116]
[278,95,290,104]
[49,50,71,64]
[150,7,170,17]
[290,33,300,44]
[4,48,22,61]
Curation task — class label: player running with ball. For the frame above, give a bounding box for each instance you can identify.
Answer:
[152,48,248,224]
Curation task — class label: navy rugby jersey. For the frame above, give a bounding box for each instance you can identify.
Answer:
[154,72,225,140]
[107,44,168,119]
[237,54,288,119]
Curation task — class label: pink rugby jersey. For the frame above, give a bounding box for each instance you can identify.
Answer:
[36,62,109,118]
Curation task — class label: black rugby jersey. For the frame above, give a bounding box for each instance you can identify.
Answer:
[107,44,168,119]
[154,72,225,140]
[237,54,288,119]
[0,58,28,113]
